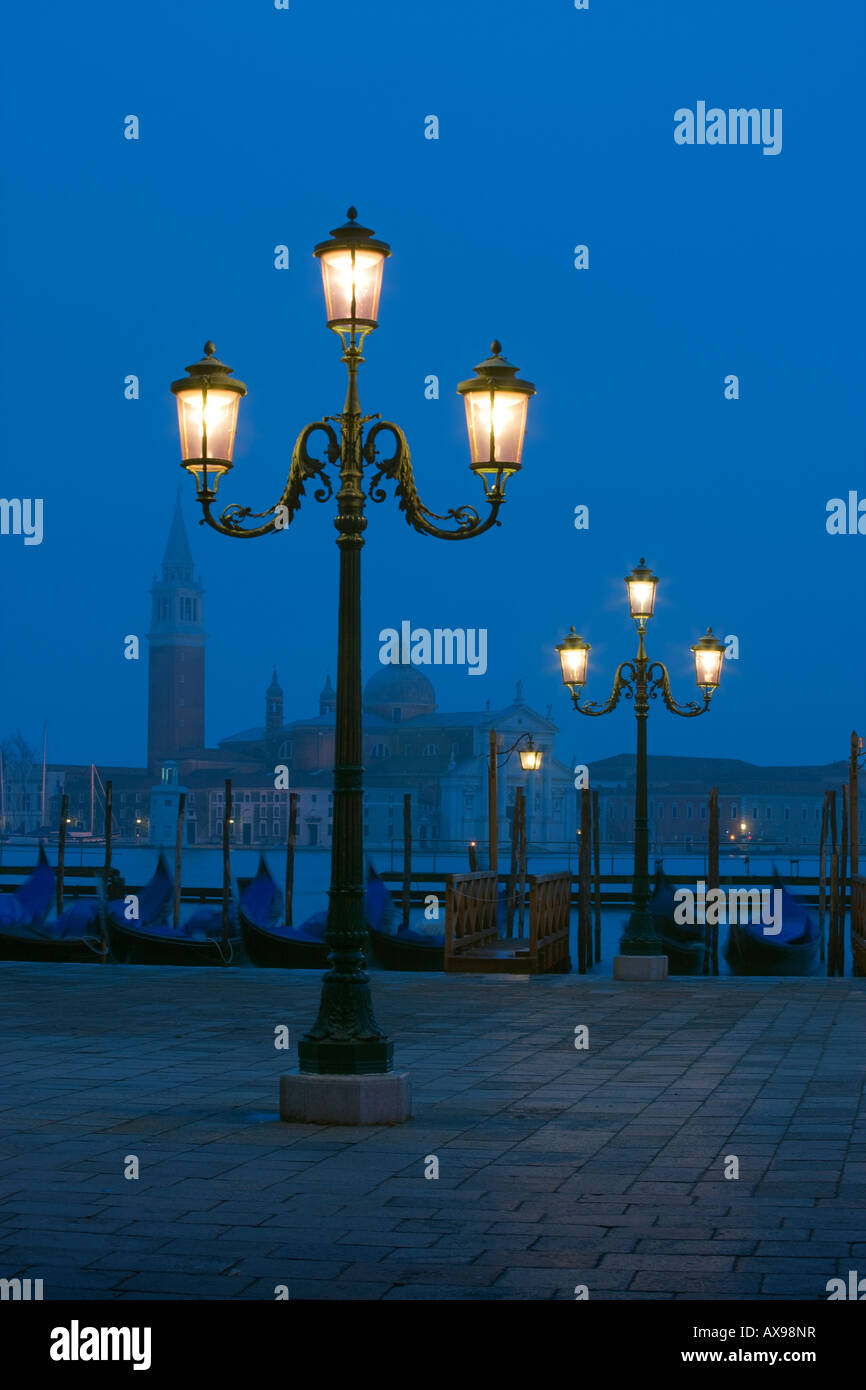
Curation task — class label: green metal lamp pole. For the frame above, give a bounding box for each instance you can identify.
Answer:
[556,561,726,955]
[171,209,535,1076]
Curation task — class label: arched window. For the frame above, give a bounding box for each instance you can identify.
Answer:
[423,743,439,756]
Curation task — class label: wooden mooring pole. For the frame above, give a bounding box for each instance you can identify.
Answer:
[57,793,68,917]
[102,780,112,962]
[222,779,232,952]
[825,791,839,976]
[173,792,186,929]
[506,790,520,939]
[402,794,411,928]
[517,789,528,937]
[488,730,498,874]
[840,784,849,977]
[579,787,592,973]
[285,791,298,927]
[850,731,861,878]
[818,791,829,962]
[592,787,601,964]
[705,787,719,975]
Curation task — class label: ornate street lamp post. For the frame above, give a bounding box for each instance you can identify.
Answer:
[171,209,534,1116]
[556,560,724,959]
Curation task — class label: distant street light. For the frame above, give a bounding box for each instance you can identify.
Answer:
[487,732,544,872]
[556,559,725,956]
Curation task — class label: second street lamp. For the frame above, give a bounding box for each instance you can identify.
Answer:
[171,209,534,1121]
[556,559,725,963]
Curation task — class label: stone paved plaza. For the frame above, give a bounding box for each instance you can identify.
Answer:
[1,963,866,1301]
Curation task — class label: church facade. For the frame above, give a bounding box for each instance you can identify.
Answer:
[218,666,577,850]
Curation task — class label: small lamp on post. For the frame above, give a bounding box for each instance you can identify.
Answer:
[691,628,726,695]
[171,343,246,497]
[625,559,658,626]
[313,207,390,343]
[518,736,543,772]
[457,343,535,498]
[556,628,591,692]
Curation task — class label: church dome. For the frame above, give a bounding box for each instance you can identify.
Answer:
[363,666,436,719]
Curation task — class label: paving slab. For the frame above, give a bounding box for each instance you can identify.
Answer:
[1,964,865,1300]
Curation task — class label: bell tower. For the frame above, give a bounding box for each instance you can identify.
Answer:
[147,491,206,768]
[266,670,284,734]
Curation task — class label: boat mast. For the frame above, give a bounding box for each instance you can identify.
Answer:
[41,721,47,828]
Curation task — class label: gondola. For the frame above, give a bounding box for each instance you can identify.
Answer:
[239,856,329,968]
[108,853,240,966]
[725,871,819,976]
[366,864,445,972]
[366,924,445,972]
[0,896,109,964]
[651,866,706,975]
[239,858,398,969]
[0,847,99,962]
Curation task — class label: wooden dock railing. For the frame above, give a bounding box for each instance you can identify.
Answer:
[445,871,499,967]
[528,871,571,974]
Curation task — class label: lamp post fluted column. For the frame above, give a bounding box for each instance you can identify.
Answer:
[629,625,654,948]
[299,344,391,1073]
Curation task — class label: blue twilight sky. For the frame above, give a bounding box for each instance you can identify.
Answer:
[0,0,863,771]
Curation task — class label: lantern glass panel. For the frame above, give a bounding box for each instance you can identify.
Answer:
[558,642,588,687]
[627,577,657,620]
[319,247,385,325]
[463,388,528,469]
[175,387,240,465]
[695,644,724,690]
